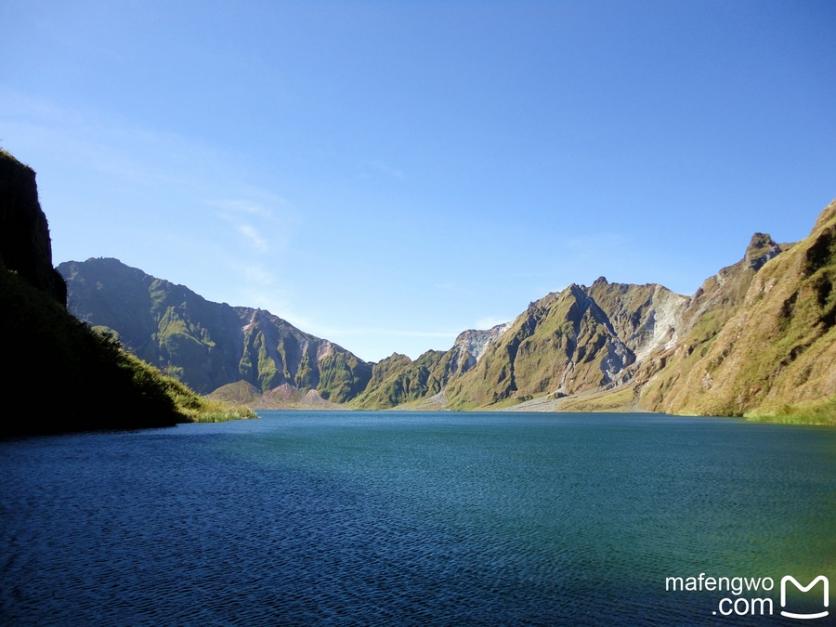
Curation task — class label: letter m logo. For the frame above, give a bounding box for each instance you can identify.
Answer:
[780,575,830,620]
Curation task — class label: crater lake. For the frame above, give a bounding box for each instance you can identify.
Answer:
[2,412,834,624]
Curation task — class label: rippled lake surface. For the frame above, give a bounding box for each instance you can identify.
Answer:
[1,412,834,625]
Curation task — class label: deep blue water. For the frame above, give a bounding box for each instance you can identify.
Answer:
[1,412,834,625]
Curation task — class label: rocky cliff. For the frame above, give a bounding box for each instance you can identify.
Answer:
[0,150,66,305]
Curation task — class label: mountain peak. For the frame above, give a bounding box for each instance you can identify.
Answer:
[813,199,836,231]
[745,232,781,271]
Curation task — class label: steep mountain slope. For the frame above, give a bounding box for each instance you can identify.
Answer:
[442,204,835,424]
[59,258,371,400]
[586,278,688,360]
[635,202,836,419]
[59,258,244,393]
[0,150,66,306]
[0,149,252,436]
[445,282,684,408]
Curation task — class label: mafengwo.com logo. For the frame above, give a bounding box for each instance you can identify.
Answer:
[665,573,829,620]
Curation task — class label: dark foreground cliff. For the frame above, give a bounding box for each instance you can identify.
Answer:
[0,150,252,436]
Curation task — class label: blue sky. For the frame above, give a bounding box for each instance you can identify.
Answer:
[2,1,835,361]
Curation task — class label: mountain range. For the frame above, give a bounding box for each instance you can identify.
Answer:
[58,258,371,401]
[58,200,836,424]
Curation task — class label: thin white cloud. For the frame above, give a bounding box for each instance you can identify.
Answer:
[236,223,268,251]
[211,194,297,253]
[0,88,294,228]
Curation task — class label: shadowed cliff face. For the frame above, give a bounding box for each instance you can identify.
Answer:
[0,150,67,306]
[0,150,255,435]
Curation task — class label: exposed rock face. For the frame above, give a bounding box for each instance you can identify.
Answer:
[444,281,687,407]
[235,306,371,401]
[447,324,510,373]
[745,232,782,271]
[59,257,372,399]
[586,279,688,361]
[0,150,67,305]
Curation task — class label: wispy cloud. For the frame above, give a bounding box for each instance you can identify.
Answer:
[236,223,268,251]
[210,193,297,254]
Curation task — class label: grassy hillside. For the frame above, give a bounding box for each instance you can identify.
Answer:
[350,351,447,409]
[445,285,637,408]
[635,202,836,422]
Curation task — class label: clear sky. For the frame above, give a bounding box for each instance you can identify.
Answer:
[2,1,835,361]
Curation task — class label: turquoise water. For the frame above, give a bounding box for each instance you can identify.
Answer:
[1,411,834,624]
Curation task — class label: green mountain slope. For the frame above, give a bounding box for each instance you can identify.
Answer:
[59,258,372,400]
[350,351,447,409]
[634,202,836,421]
[209,380,341,409]
[350,324,510,408]
[445,282,684,408]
